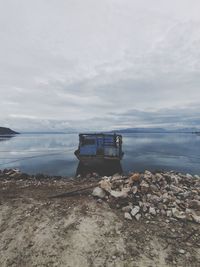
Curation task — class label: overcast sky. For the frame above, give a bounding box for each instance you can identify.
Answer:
[0,0,200,131]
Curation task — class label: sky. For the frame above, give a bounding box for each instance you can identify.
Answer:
[0,0,200,132]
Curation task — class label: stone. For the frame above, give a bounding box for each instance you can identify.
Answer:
[99,179,112,192]
[150,184,159,192]
[129,173,140,184]
[131,206,140,217]
[191,212,200,224]
[166,210,172,217]
[110,188,130,198]
[149,207,156,216]
[186,173,193,179]
[122,205,132,212]
[188,200,200,211]
[178,249,185,254]
[132,186,138,194]
[155,173,163,181]
[148,194,160,204]
[144,170,153,179]
[172,208,186,220]
[135,213,141,221]
[140,181,149,193]
[92,187,106,199]
[143,203,148,213]
[124,212,132,220]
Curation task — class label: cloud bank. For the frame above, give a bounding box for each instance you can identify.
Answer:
[0,0,200,131]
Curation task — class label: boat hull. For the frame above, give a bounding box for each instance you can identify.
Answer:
[75,152,121,166]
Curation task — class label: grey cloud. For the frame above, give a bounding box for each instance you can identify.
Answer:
[0,0,200,131]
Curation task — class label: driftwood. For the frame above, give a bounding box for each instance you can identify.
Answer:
[49,183,98,199]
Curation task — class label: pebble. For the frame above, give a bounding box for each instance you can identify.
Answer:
[178,249,185,254]
[124,212,132,220]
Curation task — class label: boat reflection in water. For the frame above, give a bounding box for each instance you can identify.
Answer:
[76,161,123,177]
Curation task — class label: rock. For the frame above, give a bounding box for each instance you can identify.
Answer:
[129,173,140,184]
[188,199,200,211]
[149,184,159,192]
[170,185,183,193]
[172,208,186,220]
[194,175,200,179]
[99,179,112,192]
[124,212,132,220]
[178,249,185,254]
[140,181,149,193]
[135,213,141,221]
[155,173,163,181]
[92,187,106,199]
[144,170,153,180]
[131,206,140,217]
[110,188,130,198]
[132,186,138,194]
[149,207,156,216]
[186,173,193,179]
[166,210,172,217]
[112,173,122,180]
[190,211,200,224]
[148,195,161,204]
[122,205,132,212]
[142,203,148,213]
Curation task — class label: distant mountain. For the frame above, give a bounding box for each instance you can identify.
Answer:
[0,127,19,135]
[112,127,200,133]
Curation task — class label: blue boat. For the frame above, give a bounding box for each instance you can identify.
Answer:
[74,133,124,164]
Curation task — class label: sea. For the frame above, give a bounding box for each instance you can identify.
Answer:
[0,133,200,177]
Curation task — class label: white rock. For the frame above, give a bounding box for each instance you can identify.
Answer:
[186,173,193,179]
[110,188,130,198]
[92,187,106,199]
[132,186,138,194]
[179,249,185,254]
[135,213,141,221]
[124,212,132,220]
[172,208,186,220]
[131,206,140,217]
[99,179,111,192]
[166,210,172,217]
[149,207,156,216]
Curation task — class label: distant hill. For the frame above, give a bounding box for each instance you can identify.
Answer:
[112,127,200,133]
[0,127,19,135]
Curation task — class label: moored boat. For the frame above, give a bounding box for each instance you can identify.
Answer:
[74,133,124,165]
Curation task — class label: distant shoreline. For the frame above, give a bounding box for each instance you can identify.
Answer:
[0,127,19,135]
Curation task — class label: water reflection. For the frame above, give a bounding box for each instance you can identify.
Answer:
[0,135,15,142]
[76,161,123,177]
[0,133,200,176]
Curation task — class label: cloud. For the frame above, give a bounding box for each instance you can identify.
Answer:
[0,0,200,131]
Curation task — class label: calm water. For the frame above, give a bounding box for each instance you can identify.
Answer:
[0,133,200,176]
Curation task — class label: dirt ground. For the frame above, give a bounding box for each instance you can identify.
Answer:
[0,177,200,267]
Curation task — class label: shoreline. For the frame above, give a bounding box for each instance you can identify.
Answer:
[0,168,200,266]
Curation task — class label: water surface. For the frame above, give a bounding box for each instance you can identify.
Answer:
[0,133,200,176]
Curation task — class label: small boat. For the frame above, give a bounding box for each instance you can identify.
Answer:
[74,133,124,165]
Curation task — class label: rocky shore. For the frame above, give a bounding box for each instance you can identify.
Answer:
[0,168,200,267]
[93,170,200,224]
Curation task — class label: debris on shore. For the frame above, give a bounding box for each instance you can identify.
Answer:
[93,170,200,223]
[0,168,200,266]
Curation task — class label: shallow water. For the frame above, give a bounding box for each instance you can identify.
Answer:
[0,133,200,176]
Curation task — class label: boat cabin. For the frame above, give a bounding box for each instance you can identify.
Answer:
[75,133,124,163]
